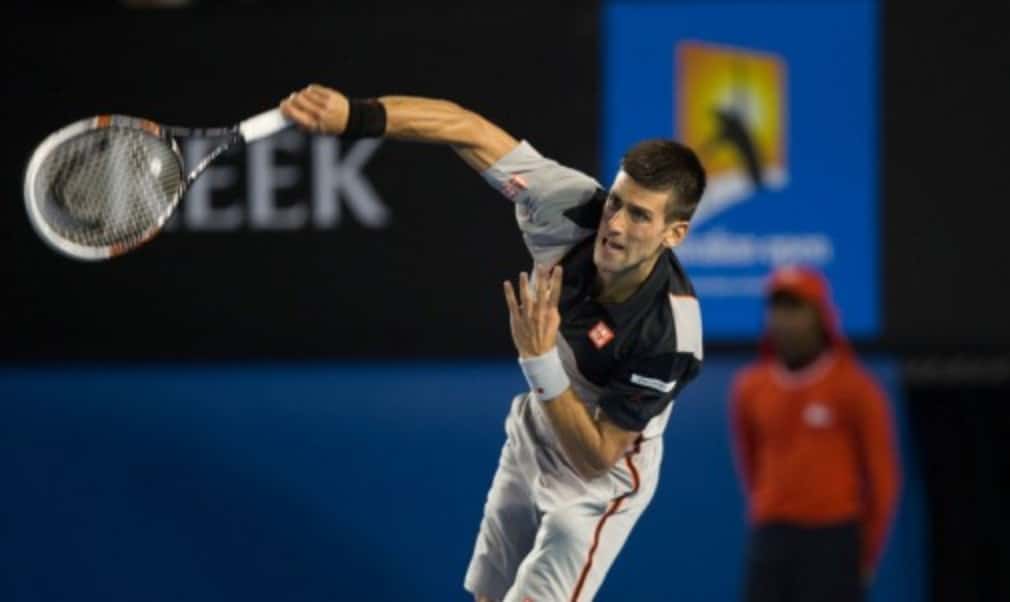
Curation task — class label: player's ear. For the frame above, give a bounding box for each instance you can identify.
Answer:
[662,220,689,249]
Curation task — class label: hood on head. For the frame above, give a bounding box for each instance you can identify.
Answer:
[759,265,850,357]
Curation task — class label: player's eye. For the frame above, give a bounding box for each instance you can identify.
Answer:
[630,209,650,222]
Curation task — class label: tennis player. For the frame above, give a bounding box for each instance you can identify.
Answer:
[281,85,706,602]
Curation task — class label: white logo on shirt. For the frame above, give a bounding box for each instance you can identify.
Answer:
[630,373,678,393]
[803,402,833,428]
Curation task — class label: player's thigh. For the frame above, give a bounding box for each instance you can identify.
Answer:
[465,436,540,599]
[478,437,540,552]
[505,496,646,602]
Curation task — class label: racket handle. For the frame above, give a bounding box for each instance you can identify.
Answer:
[239,108,292,142]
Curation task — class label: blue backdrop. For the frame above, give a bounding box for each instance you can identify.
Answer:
[2,357,922,601]
[603,0,879,338]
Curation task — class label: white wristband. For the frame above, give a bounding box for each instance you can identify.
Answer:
[518,347,570,402]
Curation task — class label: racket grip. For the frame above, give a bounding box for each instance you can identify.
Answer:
[239,108,292,142]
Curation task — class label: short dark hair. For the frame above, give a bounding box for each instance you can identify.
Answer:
[620,139,706,222]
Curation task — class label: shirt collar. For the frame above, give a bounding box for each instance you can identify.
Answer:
[565,240,672,328]
[601,252,672,328]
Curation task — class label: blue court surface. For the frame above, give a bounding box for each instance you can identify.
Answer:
[2,358,923,601]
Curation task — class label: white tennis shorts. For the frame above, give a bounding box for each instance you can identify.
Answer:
[464,393,662,602]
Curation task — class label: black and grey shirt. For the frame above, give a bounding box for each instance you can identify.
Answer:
[483,141,703,439]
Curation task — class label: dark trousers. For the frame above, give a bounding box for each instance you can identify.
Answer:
[744,521,865,602]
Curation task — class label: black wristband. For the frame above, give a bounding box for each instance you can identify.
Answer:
[343,98,387,138]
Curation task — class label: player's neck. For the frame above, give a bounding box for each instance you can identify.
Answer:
[595,251,662,304]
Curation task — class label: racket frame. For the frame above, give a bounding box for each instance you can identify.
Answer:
[24,116,243,260]
[24,109,288,261]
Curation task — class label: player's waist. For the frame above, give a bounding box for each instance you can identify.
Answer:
[515,391,665,468]
[556,336,673,441]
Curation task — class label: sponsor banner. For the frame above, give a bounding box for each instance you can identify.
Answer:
[1,7,598,359]
[603,0,879,338]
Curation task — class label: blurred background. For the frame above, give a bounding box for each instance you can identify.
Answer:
[1,1,1007,601]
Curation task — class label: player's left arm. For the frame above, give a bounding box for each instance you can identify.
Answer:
[538,389,639,479]
[503,266,654,479]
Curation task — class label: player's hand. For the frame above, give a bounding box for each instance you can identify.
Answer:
[503,265,563,359]
[280,84,350,135]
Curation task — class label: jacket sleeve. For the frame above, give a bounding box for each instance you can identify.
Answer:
[729,369,758,502]
[854,373,902,572]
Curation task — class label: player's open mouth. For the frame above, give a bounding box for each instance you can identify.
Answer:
[601,237,625,252]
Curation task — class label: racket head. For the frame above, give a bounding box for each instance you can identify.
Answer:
[23,115,185,261]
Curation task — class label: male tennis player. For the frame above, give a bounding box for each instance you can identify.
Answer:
[281,85,706,602]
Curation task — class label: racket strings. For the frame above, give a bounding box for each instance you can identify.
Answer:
[33,127,182,248]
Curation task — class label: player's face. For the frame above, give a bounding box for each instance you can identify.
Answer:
[766,292,825,364]
[593,171,688,278]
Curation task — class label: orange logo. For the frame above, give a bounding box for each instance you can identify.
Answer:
[676,41,788,224]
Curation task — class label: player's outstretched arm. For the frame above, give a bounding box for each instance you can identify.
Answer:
[281,84,519,171]
[503,266,641,480]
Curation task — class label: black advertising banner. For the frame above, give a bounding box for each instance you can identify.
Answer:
[1,5,600,359]
[7,2,1007,359]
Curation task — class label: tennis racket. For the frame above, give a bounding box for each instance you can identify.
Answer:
[23,108,291,260]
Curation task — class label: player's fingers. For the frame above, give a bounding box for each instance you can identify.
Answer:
[305,84,333,99]
[548,265,564,307]
[289,94,333,132]
[534,265,550,315]
[280,98,318,130]
[300,88,330,109]
[295,91,327,112]
[282,94,313,118]
[290,93,323,116]
[518,271,531,316]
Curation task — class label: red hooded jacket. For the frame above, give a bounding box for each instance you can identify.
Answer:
[730,266,901,572]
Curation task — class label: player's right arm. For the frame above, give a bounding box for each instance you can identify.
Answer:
[282,84,604,263]
[280,84,518,171]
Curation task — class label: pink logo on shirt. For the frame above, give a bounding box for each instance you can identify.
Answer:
[589,321,615,349]
[501,175,529,200]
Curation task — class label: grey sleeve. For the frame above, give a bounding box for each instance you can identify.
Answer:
[481,141,604,264]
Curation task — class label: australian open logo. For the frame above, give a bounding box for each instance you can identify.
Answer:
[675,41,833,295]
[676,40,788,226]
